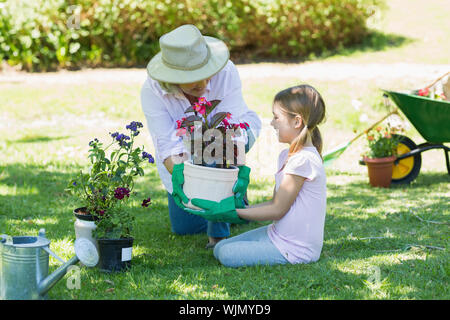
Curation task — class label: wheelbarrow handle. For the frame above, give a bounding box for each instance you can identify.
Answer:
[349,109,399,144]
[424,71,450,90]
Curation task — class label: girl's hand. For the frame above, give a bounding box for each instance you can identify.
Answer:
[189,197,247,224]
[232,165,251,208]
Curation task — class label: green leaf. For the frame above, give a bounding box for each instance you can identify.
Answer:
[210,112,228,129]
[184,106,195,114]
[181,115,203,127]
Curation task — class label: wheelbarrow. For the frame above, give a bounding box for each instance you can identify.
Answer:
[378,90,450,184]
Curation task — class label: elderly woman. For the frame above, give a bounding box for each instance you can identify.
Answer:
[141,25,261,248]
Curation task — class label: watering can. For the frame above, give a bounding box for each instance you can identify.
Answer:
[0,228,98,300]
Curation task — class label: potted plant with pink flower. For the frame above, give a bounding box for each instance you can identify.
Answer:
[66,121,154,272]
[363,124,401,188]
[175,97,250,209]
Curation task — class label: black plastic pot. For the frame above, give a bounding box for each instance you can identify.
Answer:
[97,238,134,273]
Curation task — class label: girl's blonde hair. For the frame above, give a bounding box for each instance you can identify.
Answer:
[274,84,326,158]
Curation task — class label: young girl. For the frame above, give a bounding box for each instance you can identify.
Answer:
[212,84,327,267]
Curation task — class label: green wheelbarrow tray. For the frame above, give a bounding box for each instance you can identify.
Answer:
[383,90,450,143]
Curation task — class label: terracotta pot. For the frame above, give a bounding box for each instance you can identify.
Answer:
[363,156,396,188]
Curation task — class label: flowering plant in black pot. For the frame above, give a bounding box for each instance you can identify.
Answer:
[66,121,154,272]
[66,121,154,271]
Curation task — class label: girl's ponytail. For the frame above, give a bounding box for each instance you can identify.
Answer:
[311,126,323,157]
[289,126,323,159]
[288,124,309,157]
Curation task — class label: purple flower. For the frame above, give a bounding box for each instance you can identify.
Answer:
[142,151,154,164]
[126,121,143,133]
[141,197,151,207]
[114,187,130,200]
[89,138,99,146]
[111,132,130,146]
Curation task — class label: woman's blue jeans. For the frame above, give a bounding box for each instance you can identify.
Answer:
[213,225,289,268]
[167,192,230,238]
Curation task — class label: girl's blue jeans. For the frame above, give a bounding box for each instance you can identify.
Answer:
[167,192,230,238]
[213,225,289,268]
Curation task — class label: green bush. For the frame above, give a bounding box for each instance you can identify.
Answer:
[0,0,385,71]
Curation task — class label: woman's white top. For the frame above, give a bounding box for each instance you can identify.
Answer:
[141,60,261,194]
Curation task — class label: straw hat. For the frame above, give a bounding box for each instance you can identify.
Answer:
[147,25,230,84]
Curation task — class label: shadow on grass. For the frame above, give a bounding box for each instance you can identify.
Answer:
[1,163,447,299]
[322,30,413,58]
[6,135,71,144]
[233,30,412,64]
[0,162,166,240]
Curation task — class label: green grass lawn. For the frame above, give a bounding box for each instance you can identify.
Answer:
[0,0,449,300]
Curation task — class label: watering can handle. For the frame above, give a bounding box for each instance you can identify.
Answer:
[0,234,12,244]
[42,246,66,264]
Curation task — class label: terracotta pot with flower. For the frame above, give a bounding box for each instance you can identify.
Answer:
[175,97,249,209]
[66,121,154,272]
[363,124,400,188]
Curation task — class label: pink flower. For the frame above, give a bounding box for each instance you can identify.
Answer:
[418,88,429,96]
[198,105,206,115]
[176,128,187,136]
[193,103,206,115]
[239,122,249,129]
[176,117,186,129]
[226,112,232,119]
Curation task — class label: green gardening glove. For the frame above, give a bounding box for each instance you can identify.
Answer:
[171,163,189,209]
[189,196,247,224]
[232,165,251,209]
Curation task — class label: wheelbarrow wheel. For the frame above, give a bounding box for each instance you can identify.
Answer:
[391,134,422,185]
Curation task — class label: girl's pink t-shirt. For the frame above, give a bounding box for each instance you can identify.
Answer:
[267,147,327,264]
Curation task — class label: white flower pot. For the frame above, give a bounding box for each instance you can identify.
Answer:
[183,160,239,210]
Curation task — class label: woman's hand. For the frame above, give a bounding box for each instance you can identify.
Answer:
[171,163,189,208]
[164,153,188,174]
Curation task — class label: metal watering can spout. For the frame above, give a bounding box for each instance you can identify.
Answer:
[37,250,79,297]
[36,229,80,297]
